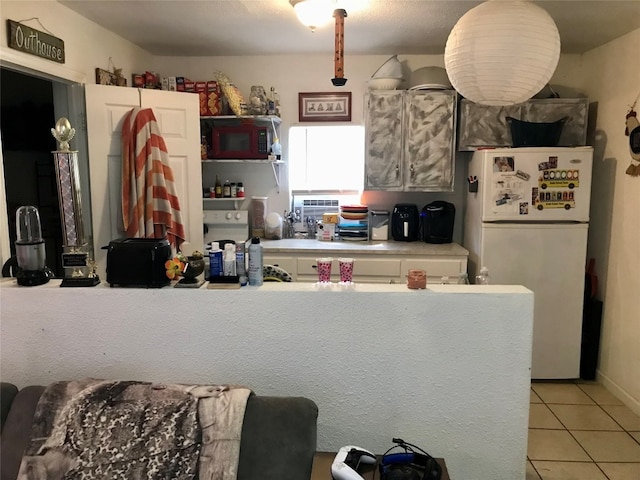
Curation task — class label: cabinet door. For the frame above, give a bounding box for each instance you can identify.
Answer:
[364,91,404,190]
[523,98,588,146]
[457,99,521,151]
[404,91,457,191]
[458,98,589,151]
[263,255,297,280]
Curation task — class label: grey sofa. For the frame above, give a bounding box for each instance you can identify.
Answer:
[0,382,318,480]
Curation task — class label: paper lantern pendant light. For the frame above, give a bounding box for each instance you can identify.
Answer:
[444,0,561,106]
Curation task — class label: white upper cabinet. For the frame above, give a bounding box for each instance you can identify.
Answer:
[365,90,456,192]
[457,97,589,151]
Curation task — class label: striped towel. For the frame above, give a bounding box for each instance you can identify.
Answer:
[121,107,185,249]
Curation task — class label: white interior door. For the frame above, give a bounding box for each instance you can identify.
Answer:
[480,222,588,379]
[85,85,203,281]
[85,84,140,280]
[140,89,202,256]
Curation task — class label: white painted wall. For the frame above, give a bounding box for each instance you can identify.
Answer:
[580,28,640,415]
[0,0,153,269]
[153,53,584,245]
[0,280,534,480]
[0,1,152,83]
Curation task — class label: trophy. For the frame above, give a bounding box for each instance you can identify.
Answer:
[51,117,100,287]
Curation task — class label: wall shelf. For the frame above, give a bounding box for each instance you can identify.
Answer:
[202,197,246,210]
[201,159,284,190]
[200,115,281,125]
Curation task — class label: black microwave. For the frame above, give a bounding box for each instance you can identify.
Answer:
[210,124,270,159]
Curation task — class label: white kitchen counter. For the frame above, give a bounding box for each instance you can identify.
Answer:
[260,238,468,256]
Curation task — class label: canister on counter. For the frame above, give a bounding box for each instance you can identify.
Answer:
[370,210,390,240]
[250,196,268,238]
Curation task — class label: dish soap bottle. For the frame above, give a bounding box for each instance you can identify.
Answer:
[475,266,491,285]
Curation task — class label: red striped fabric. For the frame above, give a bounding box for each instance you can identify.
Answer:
[121,108,185,250]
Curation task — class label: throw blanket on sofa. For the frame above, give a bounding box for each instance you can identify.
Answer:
[17,379,252,480]
[121,107,186,250]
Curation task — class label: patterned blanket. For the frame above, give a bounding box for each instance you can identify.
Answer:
[17,379,252,480]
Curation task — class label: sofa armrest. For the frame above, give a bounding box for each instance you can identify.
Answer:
[238,395,318,480]
[0,386,46,480]
[1,382,19,432]
[0,388,318,480]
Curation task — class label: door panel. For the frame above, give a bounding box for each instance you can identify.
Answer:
[85,84,140,279]
[140,89,202,256]
[85,85,202,280]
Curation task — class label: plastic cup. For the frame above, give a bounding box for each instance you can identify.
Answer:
[338,258,354,283]
[316,258,333,283]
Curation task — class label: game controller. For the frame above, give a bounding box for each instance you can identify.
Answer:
[331,445,377,480]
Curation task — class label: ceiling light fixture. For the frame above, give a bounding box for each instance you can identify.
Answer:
[444,0,561,106]
[290,0,335,32]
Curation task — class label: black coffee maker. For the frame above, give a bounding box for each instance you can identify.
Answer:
[420,201,455,244]
[391,204,420,241]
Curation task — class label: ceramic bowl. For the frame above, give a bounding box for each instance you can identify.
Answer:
[367,77,403,90]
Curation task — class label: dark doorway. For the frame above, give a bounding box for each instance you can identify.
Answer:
[1,67,64,277]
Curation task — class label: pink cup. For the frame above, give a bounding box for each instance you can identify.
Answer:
[316,258,333,283]
[338,258,354,283]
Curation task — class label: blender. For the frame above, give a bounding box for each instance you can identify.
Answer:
[14,205,52,286]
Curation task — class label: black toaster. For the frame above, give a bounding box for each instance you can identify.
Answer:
[105,238,172,287]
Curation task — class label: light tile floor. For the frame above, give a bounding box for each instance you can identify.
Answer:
[527,381,640,480]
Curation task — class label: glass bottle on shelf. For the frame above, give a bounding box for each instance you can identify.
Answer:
[215,174,222,198]
[201,135,208,160]
[271,87,281,117]
[475,266,491,285]
[267,87,276,115]
[223,179,231,198]
[457,272,470,285]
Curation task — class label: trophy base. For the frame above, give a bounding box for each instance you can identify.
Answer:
[60,276,101,287]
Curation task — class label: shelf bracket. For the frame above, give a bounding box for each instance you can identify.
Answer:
[271,161,280,193]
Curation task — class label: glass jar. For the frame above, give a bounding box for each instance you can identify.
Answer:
[249,86,267,115]
[250,196,268,238]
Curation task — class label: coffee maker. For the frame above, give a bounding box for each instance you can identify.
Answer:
[14,205,52,286]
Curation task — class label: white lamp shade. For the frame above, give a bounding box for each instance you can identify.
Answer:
[444,1,560,106]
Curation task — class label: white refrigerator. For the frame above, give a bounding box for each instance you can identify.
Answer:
[464,147,593,379]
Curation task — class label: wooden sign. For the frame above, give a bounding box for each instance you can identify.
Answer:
[6,20,65,63]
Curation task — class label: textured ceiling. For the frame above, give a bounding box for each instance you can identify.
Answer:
[58,0,640,56]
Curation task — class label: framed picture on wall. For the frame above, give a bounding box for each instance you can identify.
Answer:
[95,67,116,85]
[298,92,352,122]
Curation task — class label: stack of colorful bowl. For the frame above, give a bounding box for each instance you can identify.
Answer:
[338,205,369,241]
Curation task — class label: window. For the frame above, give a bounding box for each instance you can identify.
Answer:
[288,125,364,192]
